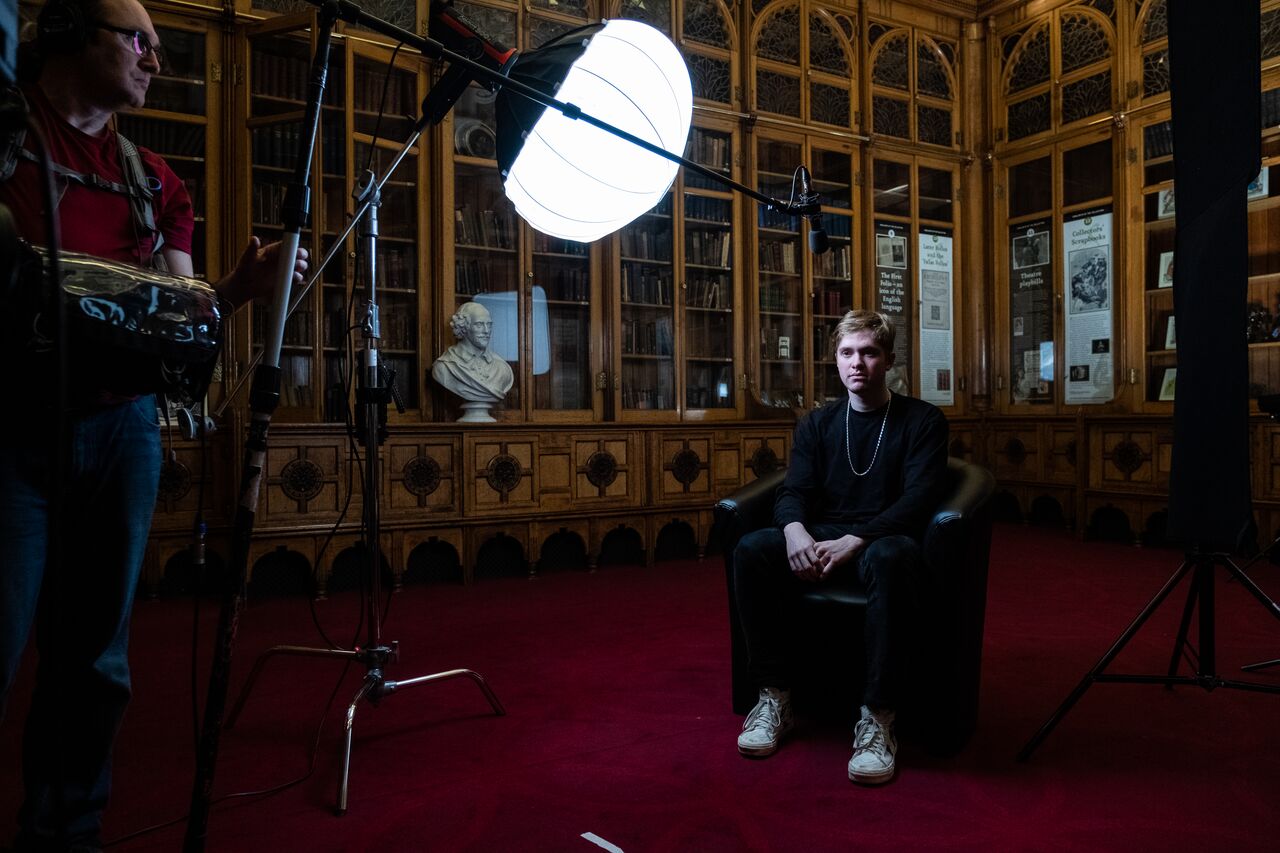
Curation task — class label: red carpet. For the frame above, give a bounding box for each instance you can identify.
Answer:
[3,523,1280,851]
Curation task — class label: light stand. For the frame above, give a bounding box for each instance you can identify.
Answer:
[222,161,503,818]
[187,0,826,845]
[1018,548,1280,761]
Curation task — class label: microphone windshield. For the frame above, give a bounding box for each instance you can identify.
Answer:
[809,224,830,255]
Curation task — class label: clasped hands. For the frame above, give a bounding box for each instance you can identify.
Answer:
[783,522,865,582]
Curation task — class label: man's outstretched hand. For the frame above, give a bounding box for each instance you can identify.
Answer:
[215,236,310,309]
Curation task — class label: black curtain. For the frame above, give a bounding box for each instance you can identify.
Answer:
[1167,0,1260,552]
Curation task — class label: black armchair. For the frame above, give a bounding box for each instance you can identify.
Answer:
[714,457,996,755]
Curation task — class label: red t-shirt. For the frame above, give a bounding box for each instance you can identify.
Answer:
[2,84,193,263]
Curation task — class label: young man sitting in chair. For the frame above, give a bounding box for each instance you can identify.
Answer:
[731,309,949,784]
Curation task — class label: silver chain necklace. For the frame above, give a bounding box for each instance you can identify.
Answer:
[845,393,892,477]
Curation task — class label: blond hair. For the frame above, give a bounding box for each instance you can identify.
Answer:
[831,309,895,358]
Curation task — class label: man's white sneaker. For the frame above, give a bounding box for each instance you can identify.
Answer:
[737,687,794,757]
[847,705,896,784]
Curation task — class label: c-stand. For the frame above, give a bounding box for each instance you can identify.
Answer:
[223,162,503,817]
[183,5,506,848]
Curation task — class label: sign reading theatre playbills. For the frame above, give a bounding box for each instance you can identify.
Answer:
[1062,209,1114,405]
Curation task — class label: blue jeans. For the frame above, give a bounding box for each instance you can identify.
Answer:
[0,396,161,849]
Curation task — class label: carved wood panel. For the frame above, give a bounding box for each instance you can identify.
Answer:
[261,438,348,526]
[386,437,460,515]
[467,435,538,511]
[653,433,714,502]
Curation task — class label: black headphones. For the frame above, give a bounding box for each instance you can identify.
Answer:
[37,0,93,55]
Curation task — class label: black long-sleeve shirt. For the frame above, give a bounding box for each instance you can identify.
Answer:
[773,392,949,542]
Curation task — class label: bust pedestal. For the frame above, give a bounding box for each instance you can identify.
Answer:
[457,401,497,423]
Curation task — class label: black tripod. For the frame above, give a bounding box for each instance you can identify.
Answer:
[224,159,503,816]
[1019,547,1280,761]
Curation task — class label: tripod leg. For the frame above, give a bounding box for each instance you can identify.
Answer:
[1167,569,1201,680]
[336,675,378,817]
[1018,558,1196,762]
[1222,557,1280,673]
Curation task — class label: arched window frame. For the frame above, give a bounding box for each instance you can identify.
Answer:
[867,22,960,149]
[748,0,859,129]
[998,3,1117,146]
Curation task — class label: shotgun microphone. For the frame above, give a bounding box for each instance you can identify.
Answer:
[796,166,829,255]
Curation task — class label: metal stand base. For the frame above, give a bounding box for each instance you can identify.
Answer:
[226,643,504,814]
[1019,551,1280,762]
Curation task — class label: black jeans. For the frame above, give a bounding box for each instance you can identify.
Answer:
[732,525,921,711]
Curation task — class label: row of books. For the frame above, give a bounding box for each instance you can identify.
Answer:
[533,234,590,256]
[761,323,800,360]
[757,207,853,238]
[278,355,315,408]
[455,205,516,249]
[373,245,417,290]
[320,306,416,351]
[814,289,848,317]
[117,117,204,158]
[620,226,674,260]
[759,239,799,274]
[686,131,731,173]
[686,229,732,267]
[352,65,414,115]
[252,123,345,174]
[684,195,731,223]
[254,308,315,349]
[622,317,674,356]
[454,259,512,295]
[758,206,800,232]
[813,246,853,279]
[760,283,798,313]
[252,52,320,104]
[687,276,728,309]
[621,265,674,305]
[535,267,591,301]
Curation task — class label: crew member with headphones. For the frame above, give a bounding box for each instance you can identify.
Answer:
[0,2,307,849]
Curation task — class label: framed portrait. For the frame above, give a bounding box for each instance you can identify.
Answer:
[1157,251,1174,288]
[1157,187,1176,220]
[1165,315,1177,350]
[1247,167,1270,201]
[1158,367,1177,401]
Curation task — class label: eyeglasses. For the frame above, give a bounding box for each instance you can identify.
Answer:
[95,22,166,69]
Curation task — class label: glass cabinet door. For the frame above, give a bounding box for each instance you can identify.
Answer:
[809,145,855,406]
[343,48,423,420]
[619,192,677,413]
[683,126,736,413]
[1006,153,1056,408]
[532,232,592,412]
[452,151,520,415]
[1140,118,1176,407]
[756,137,805,409]
[246,19,343,418]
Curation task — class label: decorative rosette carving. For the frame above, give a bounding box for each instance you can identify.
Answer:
[486,453,523,494]
[749,446,780,478]
[280,459,324,501]
[403,455,441,497]
[1112,440,1144,474]
[585,451,618,488]
[671,449,702,485]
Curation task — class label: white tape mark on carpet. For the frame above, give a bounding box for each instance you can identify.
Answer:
[581,832,625,852]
